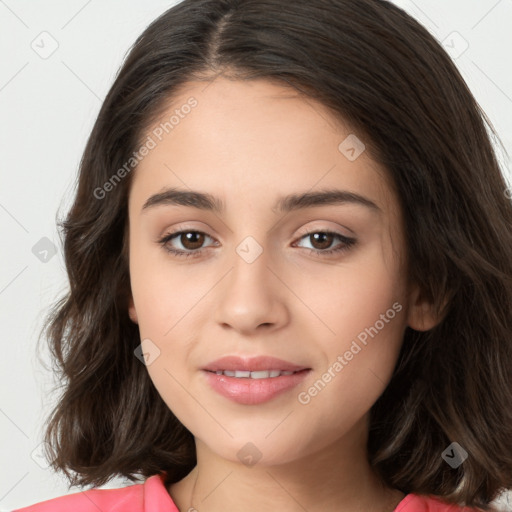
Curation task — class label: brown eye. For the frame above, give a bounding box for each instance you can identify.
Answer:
[294,230,356,257]
[177,231,206,250]
[308,232,335,250]
[158,230,216,258]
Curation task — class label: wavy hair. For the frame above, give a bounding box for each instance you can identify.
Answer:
[39,0,512,509]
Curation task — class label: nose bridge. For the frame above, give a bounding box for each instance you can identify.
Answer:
[229,233,274,299]
[213,232,287,331]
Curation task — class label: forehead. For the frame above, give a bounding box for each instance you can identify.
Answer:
[129,77,396,218]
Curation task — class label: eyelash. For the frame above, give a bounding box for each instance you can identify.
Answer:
[157,229,356,259]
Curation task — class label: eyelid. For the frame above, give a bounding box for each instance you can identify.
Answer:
[158,222,353,243]
[160,220,354,240]
[294,222,354,239]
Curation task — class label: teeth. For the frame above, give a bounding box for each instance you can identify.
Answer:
[213,369,297,379]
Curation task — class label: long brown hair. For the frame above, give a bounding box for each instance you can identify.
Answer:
[39,0,512,509]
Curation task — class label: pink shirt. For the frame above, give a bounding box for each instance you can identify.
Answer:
[12,472,481,511]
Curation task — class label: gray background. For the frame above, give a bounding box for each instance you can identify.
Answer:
[1,0,511,510]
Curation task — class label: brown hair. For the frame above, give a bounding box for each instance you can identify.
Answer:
[39,0,512,509]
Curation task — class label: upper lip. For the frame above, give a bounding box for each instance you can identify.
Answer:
[202,356,310,372]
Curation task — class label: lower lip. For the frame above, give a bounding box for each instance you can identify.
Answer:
[203,369,311,405]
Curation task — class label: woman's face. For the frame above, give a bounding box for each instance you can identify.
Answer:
[127,77,430,466]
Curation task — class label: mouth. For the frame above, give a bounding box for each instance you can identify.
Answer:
[201,355,312,404]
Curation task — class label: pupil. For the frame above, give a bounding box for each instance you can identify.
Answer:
[183,232,204,249]
[312,233,332,250]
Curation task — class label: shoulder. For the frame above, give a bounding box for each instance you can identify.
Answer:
[396,493,488,512]
[12,473,179,512]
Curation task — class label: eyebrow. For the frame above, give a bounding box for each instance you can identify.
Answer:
[141,187,381,214]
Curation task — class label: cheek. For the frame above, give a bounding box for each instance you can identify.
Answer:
[296,304,405,445]
[129,243,206,380]
[129,255,202,425]
[129,241,200,336]
[294,241,406,405]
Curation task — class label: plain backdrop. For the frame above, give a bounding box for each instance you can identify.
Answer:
[1,1,511,510]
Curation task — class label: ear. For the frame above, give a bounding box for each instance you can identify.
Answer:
[406,283,446,332]
[128,295,138,324]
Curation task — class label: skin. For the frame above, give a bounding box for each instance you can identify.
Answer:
[127,76,440,512]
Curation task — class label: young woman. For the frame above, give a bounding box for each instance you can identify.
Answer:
[14,0,512,511]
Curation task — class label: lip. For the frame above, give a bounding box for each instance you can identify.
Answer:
[202,355,309,372]
[201,355,312,405]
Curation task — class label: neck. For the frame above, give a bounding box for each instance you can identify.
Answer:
[168,415,405,512]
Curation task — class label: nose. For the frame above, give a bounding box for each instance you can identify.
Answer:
[213,243,289,335]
